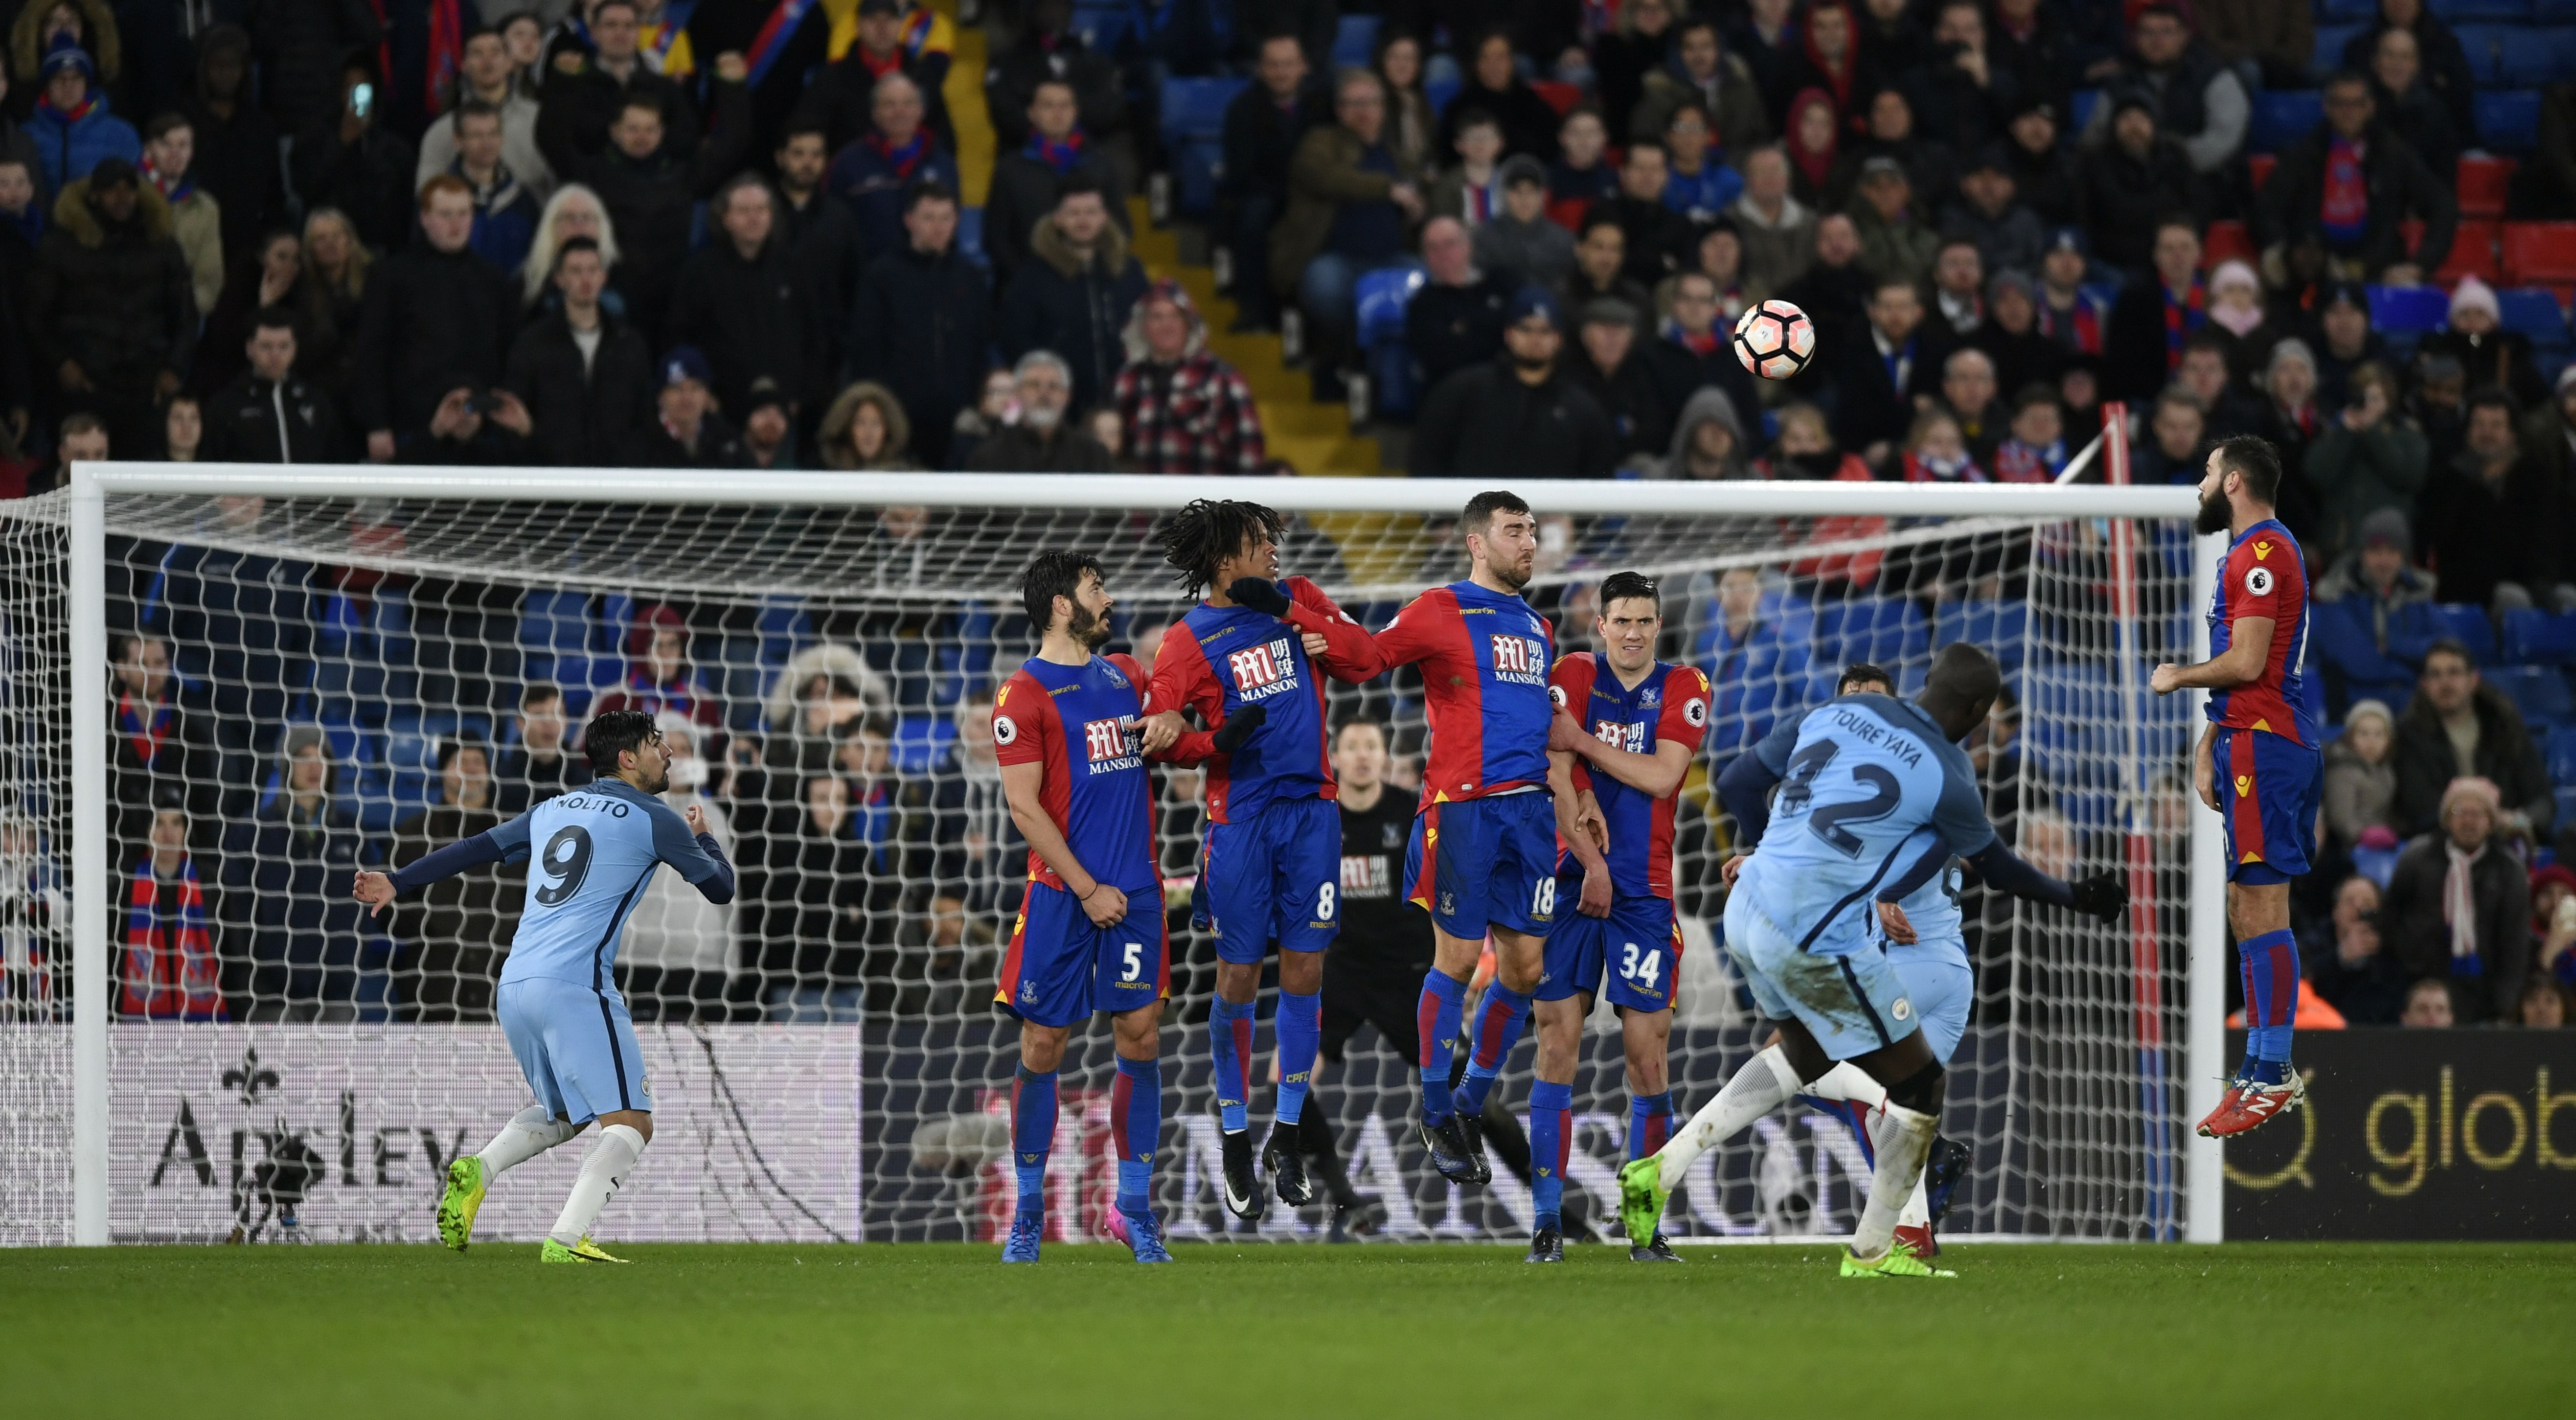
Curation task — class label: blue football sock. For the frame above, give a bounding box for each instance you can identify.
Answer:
[1629,1091,1674,1162]
[2241,929,2299,1085]
[1010,1063,1057,1219]
[1529,1080,1573,1231]
[1456,982,1535,1118]
[1417,970,1467,1125]
[1113,1054,1161,1214]
[1209,997,1255,1134]
[1275,988,1320,1127]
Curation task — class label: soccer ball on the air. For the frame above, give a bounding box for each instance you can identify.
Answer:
[1733,299,1817,381]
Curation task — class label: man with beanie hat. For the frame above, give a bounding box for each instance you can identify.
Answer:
[28,39,138,193]
[1471,155,1577,291]
[1411,287,1618,479]
[1566,297,1671,462]
[2311,506,2439,716]
[2420,275,2548,412]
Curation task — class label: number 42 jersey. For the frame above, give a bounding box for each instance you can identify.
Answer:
[494,777,731,994]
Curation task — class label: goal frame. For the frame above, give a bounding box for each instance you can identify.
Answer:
[60,461,2223,1246]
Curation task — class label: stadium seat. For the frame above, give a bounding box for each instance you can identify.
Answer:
[2435,0,2537,18]
[1333,13,1380,67]
[2477,89,2543,152]
[1070,3,1131,56]
[956,206,984,264]
[2501,29,2576,87]
[2251,92,2322,155]
[2504,607,2576,663]
[2542,0,2576,19]
[2547,726,2576,782]
[2454,25,2514,85]
[2351,842,2401,888]
[2320,0,2380,16]
[2249,153,2276,192]
[1531,80,1581,117]
[1934,599,2030,671]
[2413,218,2503,284]
[1355,266,1423,347]
[2497,287,2571,348]
[2492,664,2573,727]
[2316,24,2365,74]
[1160,76,1244,150]
[1426,74,1460,117]
[2504,222,2576,284]
[2458,155,2517,218]
[2367,283,2452,333]
[1812,596,1927,667]
[1175,139,1221,215]
[2429,602,2501,662]
[2201,220,2257,268]
[2070,87,2103,133]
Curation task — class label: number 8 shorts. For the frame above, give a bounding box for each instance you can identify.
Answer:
[1538,882,1680,1012]
[995,881,1171,1028]
[1403,791,1560,940]
[1201,796,1342,963]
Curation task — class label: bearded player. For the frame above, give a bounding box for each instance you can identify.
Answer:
[991,551,1250,1263]
[1466,571,1710,1263]
[2153,435,2317,1137]
[1373,490,1602,1184]
[1136,499,1385,1221]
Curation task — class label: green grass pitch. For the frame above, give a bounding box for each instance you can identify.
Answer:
[4,1242,2566,1417]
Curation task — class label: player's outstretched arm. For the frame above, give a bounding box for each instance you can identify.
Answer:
[1958,840,2126,922]
[999,758,1126,927]
[1254,577,1387,683]
[352,814,533,917]
[2151,615,2273,695]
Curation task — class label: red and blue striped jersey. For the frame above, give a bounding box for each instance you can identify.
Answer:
[1550,654,1711,899]
[1146,576,1385,825]
[992,653,1161,895]
[2208,517,2315,747]
[1374,581,1557,808]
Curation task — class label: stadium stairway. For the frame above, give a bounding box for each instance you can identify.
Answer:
[940,0,994,205]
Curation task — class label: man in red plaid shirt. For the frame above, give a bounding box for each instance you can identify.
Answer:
[1112,279,1268,475]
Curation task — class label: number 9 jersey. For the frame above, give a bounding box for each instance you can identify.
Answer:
[495,778,732,995]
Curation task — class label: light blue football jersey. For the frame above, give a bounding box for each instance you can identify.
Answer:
[493,777,728,993]
[1738,693,1996,958]
[1879,836,1967,958]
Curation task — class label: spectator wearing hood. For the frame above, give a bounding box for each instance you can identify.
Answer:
[1113,279,1264,477]
[1413,287,1619,480]
[738,378,796,471]
[2084,4,2248,177]
[983,76,1126,288]
[965,349,1114,474]
[29,157,195,457]
[348,174,514,458]
[1656,386,1752,481]
[1406,215,1515,398]
[2309,508,2439,716]
[594,602,724,729]
[844,179,987,469]
[665,173,829,420]
[2258,71,2454,287]
[503,234,654,468]
[1000,174,1147,418]
[2393,640,2555,845]
[624,345,749,469]
[414,25,554,209]
[138,109,220,319]
[816,380,915,470]
[1632,15,1768,156]
[27,38,137,193]
[2418,277,2548,414]
[2324,699,2399,853]
[1566,297,1672,464]
[1471,156,1575,291]
[2382,775,2532,1024]
[2080,93,2205,274]
[288,57,418,253]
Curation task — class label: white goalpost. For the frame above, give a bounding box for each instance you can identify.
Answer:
[8,462,2222,1248]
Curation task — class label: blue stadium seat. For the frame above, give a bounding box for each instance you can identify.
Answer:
[2351,842,2401,888]
[2368,283,2452,332]
[2492,664,2573,727]
[2322,0,2381,15]
[2429,602,2501,662]
[2542,0,2576,20]
[2504,607,2576,664]
[956,206,985,264]
[1426,74,1460,117]
[2070,87,2103,133]
[1160,77,1245,149]
[2252,91,2323,154]
[891,715,958,775]
[2548,726,2576,783]
[2453,25,2515,85]
[2433,0,2534,19]
[1933,599,2030,671]
[1334,13,1381,68]
[2498,287,2571,347]
[2501,29,2576,87]
[2315,25,2366,75]
[2478,90,2543,152]
[1813,597,1928,668]
[1070,3,1132,56]
[1175,139,1222,215]
[1355,266,1424,347]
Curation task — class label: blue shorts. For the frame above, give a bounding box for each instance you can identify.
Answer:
[1722,891,1920,1062]
[497,976,650,1124]
[1200,795,1341,963]
[1403,792,1558,940]
[2215,728,2319,885]
[1539,887,1680,1012]
[1890,945,1973,1064]
[996,881,1170,1028]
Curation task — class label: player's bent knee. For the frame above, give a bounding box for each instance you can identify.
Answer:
[1884,1060,1945,1116]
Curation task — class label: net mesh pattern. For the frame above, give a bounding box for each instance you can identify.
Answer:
[0,486,2201,1245]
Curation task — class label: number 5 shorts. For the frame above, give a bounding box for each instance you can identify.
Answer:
[1539,883,1680,1012]
[1403,791,1559,940]
[995,881,1171,1027]
[498,976,651,1125]
[1721,890,1921,1062]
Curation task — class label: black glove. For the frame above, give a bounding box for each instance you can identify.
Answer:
[1210,702,1267,754]
[1227,576,1294,617]
[2068,870,2128,923]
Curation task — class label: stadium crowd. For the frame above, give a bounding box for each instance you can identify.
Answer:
[4,0,2576,1032]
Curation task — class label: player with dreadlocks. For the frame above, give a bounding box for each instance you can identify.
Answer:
[1138,499,1386,1221]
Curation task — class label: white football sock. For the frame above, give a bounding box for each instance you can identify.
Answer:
[548,1124,644,1247]
[1801,1061,1890,1114]
[1850,1102,1937,1260]
[1899,1176,1931,1231]
[475,1105,578,1179]
[1657,1045,1804,1191]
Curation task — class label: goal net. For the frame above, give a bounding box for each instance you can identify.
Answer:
[0,466,2217,1247]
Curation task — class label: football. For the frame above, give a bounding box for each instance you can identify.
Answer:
[1734,298,1817,380]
